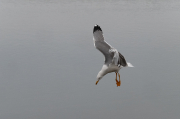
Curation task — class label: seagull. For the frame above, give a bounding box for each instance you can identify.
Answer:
[93,25,133,87]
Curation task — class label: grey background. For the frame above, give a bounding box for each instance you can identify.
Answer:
[0,0,180,119]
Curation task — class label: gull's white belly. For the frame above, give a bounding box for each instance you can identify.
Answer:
[106,64,120,73]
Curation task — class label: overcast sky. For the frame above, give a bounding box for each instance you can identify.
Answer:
[0,0,180,119]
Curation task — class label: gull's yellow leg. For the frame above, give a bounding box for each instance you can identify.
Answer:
[115,73,120,87]
[115,73,117,81]
[117,73,121,86]
[115,73,117,82]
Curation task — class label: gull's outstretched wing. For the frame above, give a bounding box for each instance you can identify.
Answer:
[93,25,128,67]
[93,25,114,64]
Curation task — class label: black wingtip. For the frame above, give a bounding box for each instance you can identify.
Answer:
[93,24,102,33]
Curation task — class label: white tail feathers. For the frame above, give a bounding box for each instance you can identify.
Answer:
[127,62,134,67]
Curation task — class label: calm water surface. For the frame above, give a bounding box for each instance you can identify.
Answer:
[0,0,180,119]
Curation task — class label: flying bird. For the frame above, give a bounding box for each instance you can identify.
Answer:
[93,25,133,87]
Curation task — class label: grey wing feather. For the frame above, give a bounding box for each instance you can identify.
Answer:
[93,25,116,65]
[93,25,128,67]
[94,41,114,64]
[118,52,127,66]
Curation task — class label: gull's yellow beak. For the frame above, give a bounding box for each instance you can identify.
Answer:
[95,80,99,85]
